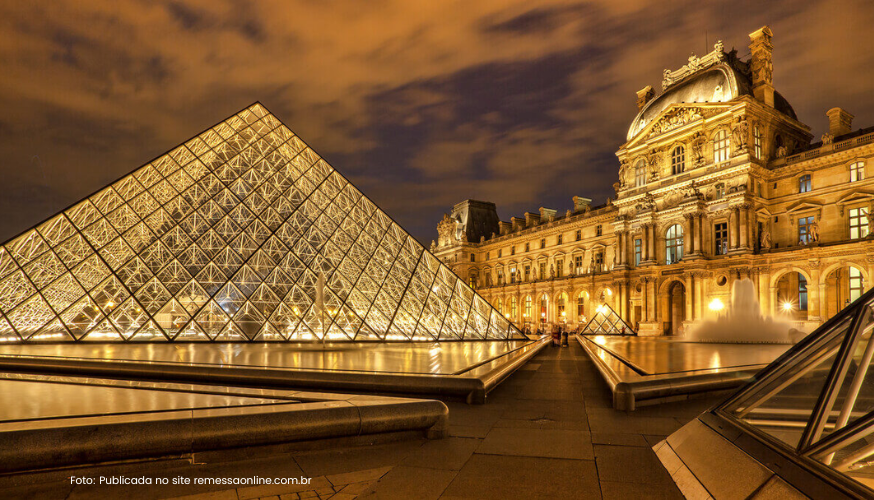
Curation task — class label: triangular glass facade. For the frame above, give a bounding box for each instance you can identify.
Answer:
[581,304,634,335]
[0,103,522,342]
[719,289,874,491]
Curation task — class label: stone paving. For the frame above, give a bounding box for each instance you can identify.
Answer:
[0,341,724,499]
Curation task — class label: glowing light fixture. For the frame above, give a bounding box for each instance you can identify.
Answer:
[782,302,794,312]
[708,298,725,312]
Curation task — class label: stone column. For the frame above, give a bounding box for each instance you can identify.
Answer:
[694,273,704,320]
[684,214,693,256]
[739,205,749,249]
[685,276,694,322]
[641,279,648,322]
[810,265,822,322]
[693,214,702,255]
[770,285,779,316]
[648,224,656,262]
[758,270,770,316]
[649,279,658,323]
[729,208,739,249]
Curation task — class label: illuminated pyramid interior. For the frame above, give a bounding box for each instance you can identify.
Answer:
[581,303,634,335]
[0,103,522,342]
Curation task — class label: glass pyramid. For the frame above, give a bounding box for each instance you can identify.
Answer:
[718,288,874,492]
[581,304,634,335]
[0,103,522,343]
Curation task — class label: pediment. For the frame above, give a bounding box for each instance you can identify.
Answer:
[786,200,824,214]
[835,190,874,206]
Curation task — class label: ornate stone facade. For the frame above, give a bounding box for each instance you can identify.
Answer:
[433,26,874,337]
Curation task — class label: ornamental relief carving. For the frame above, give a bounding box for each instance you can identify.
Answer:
[648,107,704,137]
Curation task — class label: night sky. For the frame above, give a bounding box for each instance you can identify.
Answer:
[2,1,874,245]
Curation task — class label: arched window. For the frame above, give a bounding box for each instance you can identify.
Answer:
[671,146,685,175]
[665,224,684,264]
[540,294,548,323]
[635,159,647,187]
[524,295,532,319]
[850,267,864,302]
[496,298,503,315]
[713,130,729,163]
[510,296,518,319]
[557,292,567,322]
[753,126,762,159]
[577,292,586,318]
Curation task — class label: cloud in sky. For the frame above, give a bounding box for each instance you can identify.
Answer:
[1,0,874,243]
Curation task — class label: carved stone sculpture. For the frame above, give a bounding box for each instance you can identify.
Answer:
[822,133,834,145]
[731,117,749,154]
[690,132,705,166]
[760,230,771,250]
[549,264,555,278]
[809,221,820,242]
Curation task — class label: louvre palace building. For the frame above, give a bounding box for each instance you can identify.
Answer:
[433,26,874,337]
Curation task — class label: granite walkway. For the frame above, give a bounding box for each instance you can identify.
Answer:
[0,341,724,499]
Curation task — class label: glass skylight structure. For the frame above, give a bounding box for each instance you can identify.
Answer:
[716,288,874,494]
[0,103,522,343]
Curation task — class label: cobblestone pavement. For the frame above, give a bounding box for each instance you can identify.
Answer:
[0,341,723,499]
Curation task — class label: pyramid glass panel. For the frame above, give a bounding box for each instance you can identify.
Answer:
[581,304,635,335]
[0,104,526,342]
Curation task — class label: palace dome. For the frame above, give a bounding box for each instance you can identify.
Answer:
[627,61,797,141]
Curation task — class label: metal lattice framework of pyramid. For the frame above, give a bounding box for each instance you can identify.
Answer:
[0,103,524,343]
[581,303,634,335]
[712,288,874,491]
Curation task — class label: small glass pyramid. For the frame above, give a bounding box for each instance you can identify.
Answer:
[718,289,874,491]
[581,303,634,335]
[0,103,522,343]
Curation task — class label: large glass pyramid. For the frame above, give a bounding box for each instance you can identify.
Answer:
[717,288,874,491]
[0,103,522,343]
[581,304,634,335]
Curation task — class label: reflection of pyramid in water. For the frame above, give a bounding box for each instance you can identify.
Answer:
[581,304,634,335]
[715,289,874,486]
[0,103,522,342]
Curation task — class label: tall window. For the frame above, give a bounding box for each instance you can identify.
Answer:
[511,246,515,255]
[556,259,563,278]
[798,216,815,245]
[539,262,546,279]
[577,292,585,317]
[713,130,730,163]
[496,299,503,315]
[497,268,504,285]
[557,234,563,245]
[850,207,869,239]
[525,242,530,252]
[665,224,684,264]
[594,252,603,272]
[799,275,808,311]
[485,251,489,260]
[635,159,647,187]
[596,225,602,236]
[851,161,865,182]
[524,265,531,281]
[540,238,546,249]
[469,276,476,288]
[540,294,548,324]
[524,295,532,319]
[634,239,642,266]
[671,146,685,175]
[850,267,864,302]
[485,272,492,286]
[510,296,518,319]
[509,266,517,284]
[574,255,583,274]
[799,174,812,193]
[470,253,475,262]
[754,126,762,159]
[714,222,728,255]
[497,249,502,258]
[575,230,581,241]
[557,293,567,321]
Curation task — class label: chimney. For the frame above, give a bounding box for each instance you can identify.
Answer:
[748,26,775,107]
[510,216,524,232]
[524,212,541,227]
[572,196,592,213]
[499,221,511,235]
[636,86,655,111]
[826,107,854,137]
[539,207,557,223]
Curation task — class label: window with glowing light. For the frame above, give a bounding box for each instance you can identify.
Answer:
[510,296,518,319]
[540,294,548,323]
[557,292,567,321]
[851,161,865,182]
[850,207,869,239]
[798,216,815,245]
[577,292,585,317]
[713,129,729,163]
[635,159,647,187]
[753,125,762,159]
[671,146,685,175]
[665,224,684,264]
[524,295,532,319]
[850,267,864,302]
